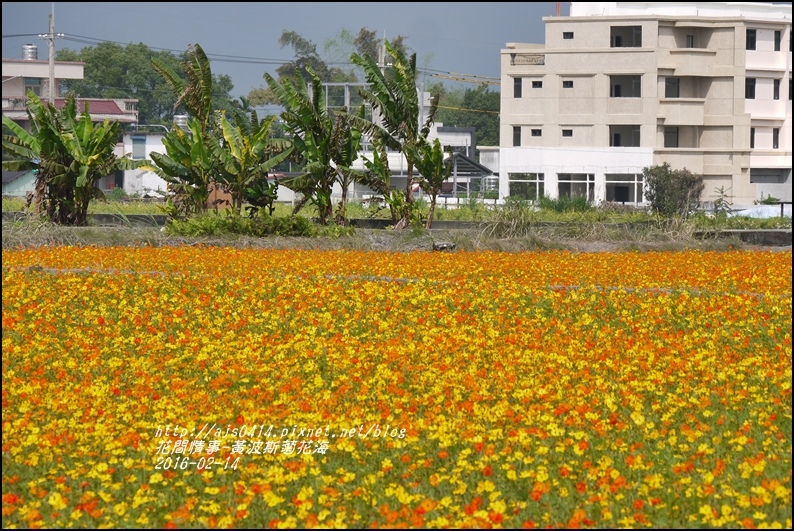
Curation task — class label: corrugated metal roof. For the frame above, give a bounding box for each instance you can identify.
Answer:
[2,170,31,184]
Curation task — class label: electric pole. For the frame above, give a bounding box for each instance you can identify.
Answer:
[39,3,64,104]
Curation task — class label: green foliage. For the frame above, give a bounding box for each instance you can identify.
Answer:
[152,44,214,130]
[315,224,356,238]
[481,196,539,238]
[712,186,734,218]
[410,138,453,228]
[57,43,234,126]
[434,85,499,147]
[538,195,594,213]
[2,92,142,225]
[245,177,280,218]
[642,163,704,218]
[689,211,791,230]
[350,39,440,227]
[145,118,215,219]
[165,212,317,237]
[212,113,293,214]
[756,193,782,205]
[105,187,128,201]
[264,66,364,225]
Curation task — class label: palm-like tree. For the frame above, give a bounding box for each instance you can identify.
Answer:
[152,43,213,130]
[211,111,293,215]
[409,138,454,229]
[144,117,216,219]
[2,92,140,225]
[264,67,363,225]
[148,43,223,218]
[350,40,439,228]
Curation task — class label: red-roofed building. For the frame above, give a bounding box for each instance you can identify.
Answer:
[2,44,138,129]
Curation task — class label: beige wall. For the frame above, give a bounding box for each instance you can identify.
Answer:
[501,5,791,207]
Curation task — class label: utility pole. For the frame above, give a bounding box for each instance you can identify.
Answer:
[39,2,64,105]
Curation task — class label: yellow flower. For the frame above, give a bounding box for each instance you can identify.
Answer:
[48,492,67,511]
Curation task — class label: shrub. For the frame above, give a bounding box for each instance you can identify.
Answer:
[165,212,317,237]
[105,187,128,202]
[642,163,704,218]
[538,195,594,213]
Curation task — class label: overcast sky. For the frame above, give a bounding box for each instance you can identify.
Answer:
[2,2,570,99]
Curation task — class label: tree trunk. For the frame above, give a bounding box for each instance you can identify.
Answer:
[425,195,437,229]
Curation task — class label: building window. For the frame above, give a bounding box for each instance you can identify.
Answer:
[610,125,641,147]
[774,79,780,100]
[746,29,756,50]
[750,127,755,149]
[532,80,542,88]
[508,173,545,201]
[606,174,644,204]
[558,173,595,201]
[773,128,779,149]
[513,126,521,147]
[562,80,573,88]
[686,34,695,48]
[531,129,542,137]
[664,127,679,148]
[514,77,522,98]
[611,26,642,47]
[562,129,573,137]
[132,136,146,160]
[609,74,644,98]
[563,32,574,40]
[24,77,42,97]
[665,77,680,98]
[745,78,756,99]
[774,30,781,51]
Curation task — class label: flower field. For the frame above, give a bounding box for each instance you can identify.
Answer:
[2,246,792,528]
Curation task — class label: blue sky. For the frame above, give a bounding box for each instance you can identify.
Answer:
[2,2,569,98]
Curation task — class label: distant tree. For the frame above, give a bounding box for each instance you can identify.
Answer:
[642,162,705,218]
[434,84,500,148]
[248,27,411,105]
[56,42,235,126]
[276,31,333,83]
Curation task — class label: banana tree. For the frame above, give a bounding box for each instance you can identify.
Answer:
[152,43,213,131]
[264,67,340,225]
[211,112,293,215]
[2,92,141,225]
[349,40,439,228]
[408,138,454,229]
[329,108,365,224]
[143,117,216,219]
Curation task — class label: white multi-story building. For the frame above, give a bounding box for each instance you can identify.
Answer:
[499,1,791,209]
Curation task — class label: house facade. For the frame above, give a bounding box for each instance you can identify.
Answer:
[499,1,792,209]
[2,44,139,129]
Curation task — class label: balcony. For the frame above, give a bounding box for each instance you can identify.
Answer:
[658,99,705,125]
[663,49,721,75]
